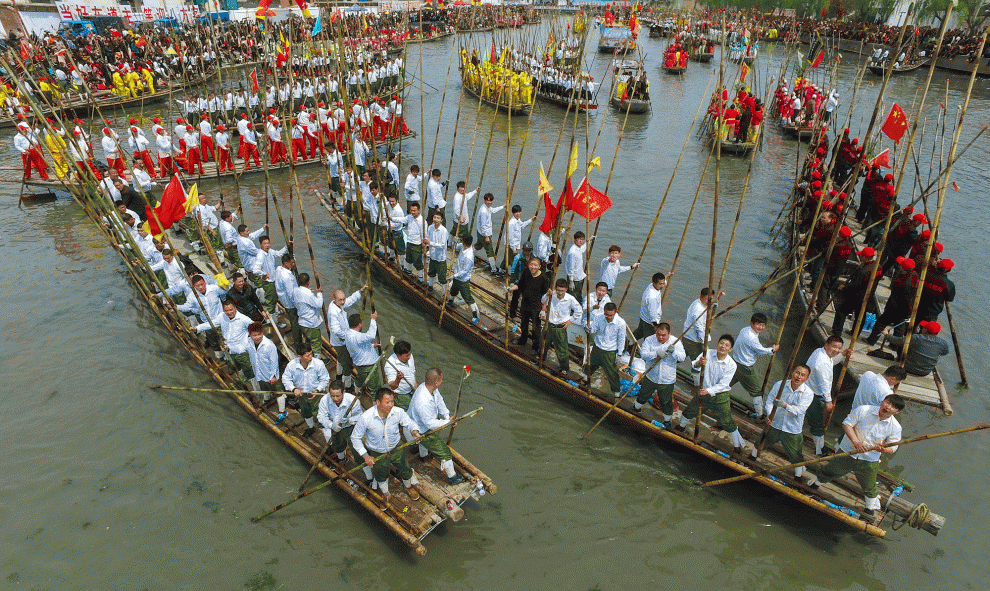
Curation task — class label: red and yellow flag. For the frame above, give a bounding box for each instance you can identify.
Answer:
[881,104,907,143]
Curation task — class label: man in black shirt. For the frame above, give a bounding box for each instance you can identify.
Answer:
[225,272,265,321]
[509,257,550,352]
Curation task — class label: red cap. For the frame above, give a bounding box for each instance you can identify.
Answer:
[938,258,954,272]
[201,114,208,119]
[852,138,859,144]
[813,190,823,198]
[246,122,253,128]
[898,257,916,270]
[242,113,249,118]
[858,247,875,257]
[186,124,193,131]
[217,124,226,131]
[102,127,110,134]
[884,173,894,181]
[919,230,932,240]
[933,242,945,253]
[153,117,162,123]
[104,118,112,125]
[919,320,942,335]
[337,101,343,107]
[822,200,832,210]
[839,226,851,238]
[844,127,850,134]
[913,214,928,224]
[318,102,325,107]
[130,126,138,133]
[839,192,847,200]
[811,180,822,189]
[811,171,821,180]
[177,117,184,123]
[73,129,82,135]
[829,190,838,197]
[129,117,138,124]
[835,204,844,213]
[903,206,914,214]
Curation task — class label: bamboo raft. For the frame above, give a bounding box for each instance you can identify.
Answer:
[67,203,494,556]
[317,192,945,538]
[788,202,951,413]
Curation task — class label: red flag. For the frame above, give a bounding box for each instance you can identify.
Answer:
[567,177,613,221]
[882,104,908,143]
[951,181,959,191]
[811,50,825,68]
[249,68,259,93]
[490,41,496,64]
[740,63,750,82]
[539,181,568,233]
[145,175,187,236]
[630,13,638,39]
[871,148,890,169]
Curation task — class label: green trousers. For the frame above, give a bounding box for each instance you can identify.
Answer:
[682,338,704,363]
[637,379,674,415]
[730,363,761,398]
[682,392,738,433]
[478,233,495,258]
[286,308,300,350]
[260,281,278,314]
[589,345,619,392]
[395,393,412,411]
[406,243,424,271]
[817,454,880,498]
[334,345,354,379]
[428,259,447,283]
[299,393,322,420]
[371,447,414,482]
[807,395,827,437]
[300,326,322,357]
[229,351,255,379]
[418,432,452,461]
[760,427,804,463]
[330,425,355,454]
[568,279,585,304]
[545,325,570,372]
[449,279,475,305]
[355,363,383,393]
[224,244,242,269]
[633,318,654,340]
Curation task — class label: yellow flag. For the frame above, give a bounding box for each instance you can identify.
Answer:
[214,272,231,289]
[586,157,601,175]
[567,144,579,178]
[141,220,152,235]
[538,163,553,195]
[183,183,200,215]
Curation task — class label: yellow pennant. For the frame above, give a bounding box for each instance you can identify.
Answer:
[214,272,231,289]
[586,157,601,175]
[538,163,554,195]
[567,144,579,178]
[183,183,200,215]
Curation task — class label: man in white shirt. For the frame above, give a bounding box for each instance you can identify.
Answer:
[566,231,587,302]
[408,368,467,484]
[423,211,450,289]
[403,202,426,279]
[250,235,290,315]
[384,340,418,411]
[425,168,447,223]
[752,364,814,479]
[633,272,667,340]
[317,379,363,461]
[807,396,905,518]
[345,311,382,393]
[599,245,638,297]
[636,322,686,422]
[190,300,255,379]
[351,388,422,500]
[274,253,300,348]
[805,335,851,455]
[851,365,906,409]
[450,182,479,240]
[248,321,280,402]
[293,273,325,357]
[506,204,535,263]
[676,334,746,454]
[587,302,627,398]
[682,287,719,363]
[446,234,481,322]
[475,192,505,274]
[542,278,582,376]
[729,312,779,418]
[404,164,422,211]
[234,223,268,278]
[282,343,331,433]
[328,286,367,388]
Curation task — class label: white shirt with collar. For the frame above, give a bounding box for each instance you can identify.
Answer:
[345,319,379,366]
[764,379,815,434]
[195,311,253,354]
[293,286,324,329]
[839,405,901,462]
[248,335,280,382]
[591,313,627,353]
[692,349,737,395]
[384,353,416,396]
[567,242,587,281]
[476,203,505,238]
[640,335,685,385]
[328,290,361,347]
[274,266,298,309]
[682,298,709,344]
[543,292,582,326]
[806,347,843,402]
[732,325,774,367]
[351,405,418,455]
[282,356,331,392]
[851,371,893,409]
[599,258,631,289]
[408,383,451,432]
[317,392,362,437]
[638,284,663,324]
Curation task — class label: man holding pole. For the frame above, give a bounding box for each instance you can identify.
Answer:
[635,322,685,425]
[676,334,747,455]
[409,368,466,485]
[805,335,851,456]
[751,365,814,479]
[328,285,368,389]
[807,395,905,520]
[351,388,422,501]
[282,343,331,434]
[345,311,383,394]
[729,313,779,419]
[316,379,362,462]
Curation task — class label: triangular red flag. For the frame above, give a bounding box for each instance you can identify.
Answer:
[871,148,891,169]
[145,175,187,236]
[539,180,569,234]
[567,177,613,221]
[250,68,259,94]
[811,50,825,68]
[881,103,908,143]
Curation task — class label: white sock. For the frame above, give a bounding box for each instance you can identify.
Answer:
[679,417,690,428]
[336,451,346,460]
[263,392,271,402]
[692,371,701,387]
[751,447,759,458]
[419,445,429,458]
[752,396,763,415]
[362,466,373,480]
[378,480,389,495]
[729,429,745,448]
[343,375,353,389]
[864,495,881,511]
[277,394,286,413]
[470,303,479,315]
[634,401,643,410]
[488,256,497,269]
[813,435,825,455]
[614,391,622,398]
[305,417,315,428]
[663,414,672,422]
[405,473,418,486]
[440,459,455,478]
[336,361,343,376]
[249,378,260,391]
[795,466,804,478]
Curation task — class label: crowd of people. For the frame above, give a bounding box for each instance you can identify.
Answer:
[460,48,534,107]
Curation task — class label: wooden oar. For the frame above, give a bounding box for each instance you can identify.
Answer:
[701,422,990,489]
[445,365,471,446]
[943,302,968,386]
[296,336,395,493]
[251,406,483,522]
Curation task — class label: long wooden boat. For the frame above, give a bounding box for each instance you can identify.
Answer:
[598,25,635,54]
[780,121,814,141]
[690,51,715,63]
[610,60,650,113]
[868,59,930,76]
[664,65,687,75]
[406,30,456,44]
[455,25,495,33]
[317,191,945,539]
[532,85,598,112]
[59,188,494,556]
[787,196,951,413]
[459,75,533,116]
[713,137,757,155]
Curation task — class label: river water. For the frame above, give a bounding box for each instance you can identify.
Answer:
[2,25,988,591]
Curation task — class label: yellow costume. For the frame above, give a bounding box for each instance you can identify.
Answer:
[112,71,128,98]
[45,130,69,179]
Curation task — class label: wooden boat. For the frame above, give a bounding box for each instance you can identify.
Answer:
[455,25,495,33]
[780,121,814,141]
[406,30,456,44]
[690,51,715,63]
[714,137,757,155]
[459,67,533,116]
[788,199,951,413]
[609,60,650,113]
[316,192,944,539]
[598,25,635,54]
[868,59,930,76]
[532,84,597,113]
[664,65,687,75]
[55,185,494,556]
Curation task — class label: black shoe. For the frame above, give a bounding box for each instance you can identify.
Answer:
[450,474,467,485]
[302,427,316,438]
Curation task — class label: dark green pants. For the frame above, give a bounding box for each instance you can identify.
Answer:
[286,308,300,350]
[682,392,737,433]
[301,326,322,357]
[229,351,255,379]
[569,279,585,304]
[299,392,322,420]
[224,244,242,269]
[761,427,804,463]
[428,259,447,284]
[478,233,495,258]
[449,279,475,305]
[807,395,827,437]
[395,393,412,411]
[406,244,424,271]
[730,363,761,397]
[261,281,278,314]
[546,325,570,372]
[355,363,383,393]
[390,230,406,256]
[418,432,452,461]
[334,345,354,379]
[682,338,704,363]
[817,454,879,498]
[637,379,674,415]
[633,318,654,340]
[589,345,619,392]
[330,425,355,454]
[371,447,413,482]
